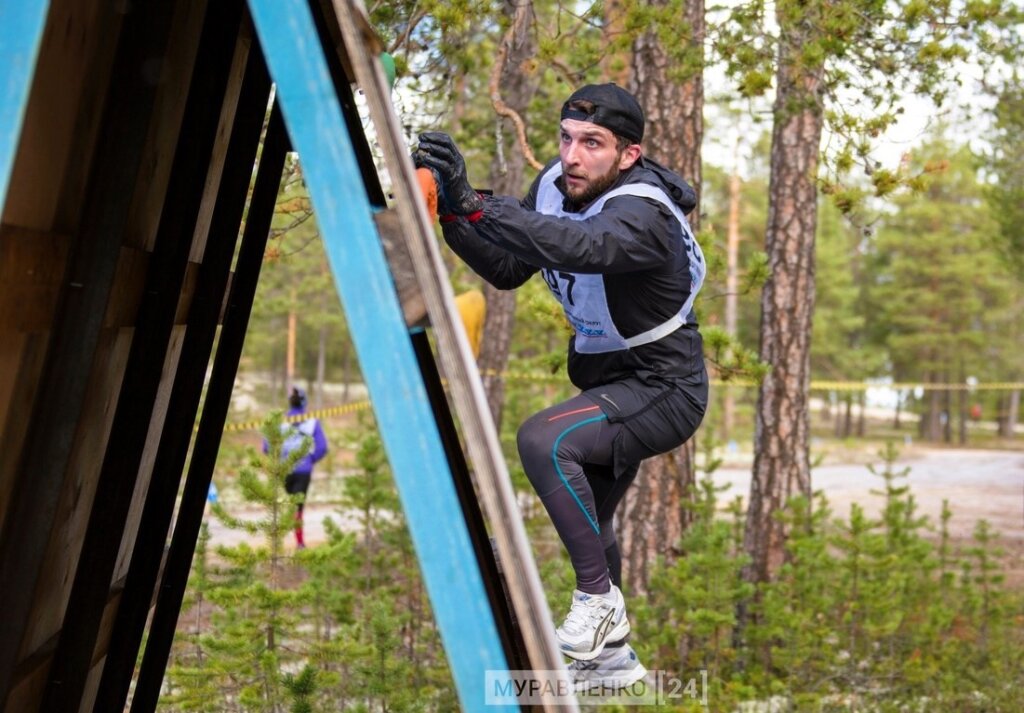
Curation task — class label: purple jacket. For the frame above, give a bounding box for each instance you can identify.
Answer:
[265,406,328,475]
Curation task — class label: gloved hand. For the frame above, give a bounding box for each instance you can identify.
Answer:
[413,132,484,215]
[411,160,452,217]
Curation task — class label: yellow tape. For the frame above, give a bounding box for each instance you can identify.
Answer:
[221,399,373,433]
[493,372,1024,391]
[219,376,1023,432]
[807,381,1024,392]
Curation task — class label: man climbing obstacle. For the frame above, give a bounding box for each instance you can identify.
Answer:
[414,83,708,689]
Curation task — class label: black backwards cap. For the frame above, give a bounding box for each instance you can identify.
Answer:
[560,83,645,144]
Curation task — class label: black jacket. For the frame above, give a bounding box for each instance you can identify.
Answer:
[441,157,704,391]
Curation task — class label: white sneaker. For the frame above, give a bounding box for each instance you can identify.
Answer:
[568,642,648,693]
[556,585,630,661]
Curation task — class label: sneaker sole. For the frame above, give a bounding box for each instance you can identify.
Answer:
[574,662,648,693]
[560,614,631,662]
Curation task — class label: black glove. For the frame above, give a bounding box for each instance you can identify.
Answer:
[414,132,484,215]
[411,159,452,217]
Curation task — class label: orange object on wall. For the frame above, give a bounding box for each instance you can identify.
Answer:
[416,167,438,222]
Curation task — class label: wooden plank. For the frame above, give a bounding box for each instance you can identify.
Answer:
[122,3,212,253]
[410,330,532,671]
[0,332,47,534]
[330,0,573,706]
[308,0,387,207]
[95,40,271,712]
[7,579,124,710]
[2,0,121,231]
[9,632,56,700]
[40,2,247,708]
[0,225,211,331]
[0,0,184,703]
[5,653,51,713]
[0,0,51,209]
[0,335,25,530]
[129,100,289,713]
[0,225,70,331]
[111,326,186,576]
[186,21,254,265]
[248,1,516,708]
[8,575,125,694]
[19,328,133,661]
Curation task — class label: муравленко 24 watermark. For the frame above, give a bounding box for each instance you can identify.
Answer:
[484,669,708,706]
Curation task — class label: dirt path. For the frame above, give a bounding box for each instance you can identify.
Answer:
[714,447,1024,539]
[204,448,1024,583]
[716,447,1024,586]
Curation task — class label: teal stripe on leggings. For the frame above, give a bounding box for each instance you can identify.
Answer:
[551,414,606,535]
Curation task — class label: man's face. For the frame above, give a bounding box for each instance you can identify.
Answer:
[559,119,640,207]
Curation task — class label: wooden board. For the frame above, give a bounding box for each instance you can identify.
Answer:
[2,0,121,231]
[330,1,575,707]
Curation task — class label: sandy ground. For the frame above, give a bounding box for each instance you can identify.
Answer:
[204,447,1024,581]
[713,447,1024,586]
[713,447,1024,540]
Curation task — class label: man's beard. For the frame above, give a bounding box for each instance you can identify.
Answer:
[563,163,621,212]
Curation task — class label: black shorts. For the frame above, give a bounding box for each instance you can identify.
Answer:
[581,369,708,478]
[285,471,311,495]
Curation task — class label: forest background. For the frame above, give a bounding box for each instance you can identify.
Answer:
[158,0,1024,711]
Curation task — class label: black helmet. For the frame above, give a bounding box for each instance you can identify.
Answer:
[289,387,307,410]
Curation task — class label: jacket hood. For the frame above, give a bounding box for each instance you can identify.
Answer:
[636,156,697,216]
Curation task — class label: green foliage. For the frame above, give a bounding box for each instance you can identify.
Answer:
[986,78,1024,276]
[637,439,754,689]
[170,1,1024,708]
[631,443,1024,710]
[170,426,1024,709]
[870,135,1016,389]
[163,416,456,711]
[702,325,770,383]
[811,198,886,399]
[712,0,1022,213]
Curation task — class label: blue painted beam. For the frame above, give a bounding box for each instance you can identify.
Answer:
[0,0,49,210]
[246,1,515,710]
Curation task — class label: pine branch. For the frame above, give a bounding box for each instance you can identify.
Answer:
[488,2,544,171]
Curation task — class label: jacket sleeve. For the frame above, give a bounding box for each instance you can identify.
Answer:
[473,194,679,274]
[310,420,328,463]
[440,219,539,289]
[437,166,550,290]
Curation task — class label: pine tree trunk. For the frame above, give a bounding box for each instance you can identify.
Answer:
[601,0,630,86]
[342,341,351,402]
[316,324,326,409]
[723,151,742,440]
[477,0,539,428]
[943,385,953,443]
[1007,389,1020,439]
[857,391,866,437]
[617,0,705,596]
[958,373,969,445]
[926,383,942,441]
[617,441,690,591]
[743,17,823,584]
[287,289,297,395]
[478,286,516,427]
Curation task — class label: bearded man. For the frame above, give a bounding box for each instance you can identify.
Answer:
[414,83,708,690]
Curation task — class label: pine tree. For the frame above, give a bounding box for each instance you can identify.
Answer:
[871,135,1016,441]
[722,0,1024,584]
[161,523,222,711]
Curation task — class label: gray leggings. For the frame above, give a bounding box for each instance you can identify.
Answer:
[516,374,707,595]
